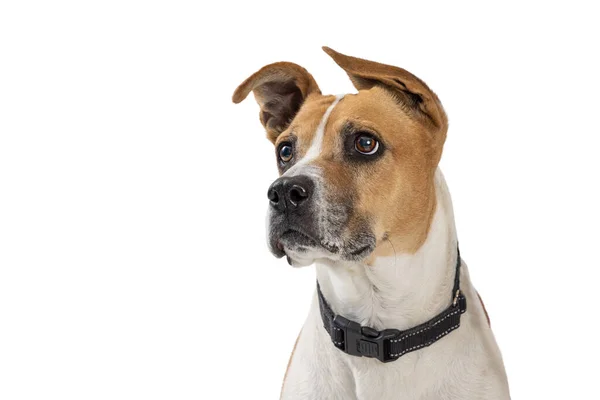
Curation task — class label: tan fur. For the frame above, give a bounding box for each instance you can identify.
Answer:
[323,47,448,165]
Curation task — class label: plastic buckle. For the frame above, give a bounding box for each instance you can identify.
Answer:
[333,315,400,363]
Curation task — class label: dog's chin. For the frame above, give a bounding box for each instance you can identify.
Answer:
[281,245,333,267]
[269,230,325,267]
[269,229,376,267]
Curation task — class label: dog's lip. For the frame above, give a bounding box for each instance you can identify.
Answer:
[272,240,285,258]
[271,225,377,261]
[349,244,375,258]
[270,227,305,259]
[277,229,343,255]
[279,228,318,246]
[271,229,375,262]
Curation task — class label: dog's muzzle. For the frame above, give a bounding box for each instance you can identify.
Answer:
[266,174,376,263]
[267,175,321,258]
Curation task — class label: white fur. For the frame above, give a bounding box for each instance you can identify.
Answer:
[281,170,510,400]
[283,95,345,178]
[302,95,344,161]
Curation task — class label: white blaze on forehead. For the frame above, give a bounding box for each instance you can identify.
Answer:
[303,94,345,162]
[283,94,345,177]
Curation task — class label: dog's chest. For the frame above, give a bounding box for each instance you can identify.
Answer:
[341,333,470,400]
[314,292,506,400]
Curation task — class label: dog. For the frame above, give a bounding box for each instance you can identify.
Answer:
[233,47,510,400]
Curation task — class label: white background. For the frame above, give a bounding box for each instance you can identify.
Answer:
[1,1,599,399]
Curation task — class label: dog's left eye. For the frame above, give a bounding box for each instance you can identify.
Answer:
[278,143,294,163]
[355,134,379,155]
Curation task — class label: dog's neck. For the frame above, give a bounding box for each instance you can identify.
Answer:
[315,169,460,331]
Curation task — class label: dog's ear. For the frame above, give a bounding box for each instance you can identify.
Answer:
[322,47,447,134]
[232,62,321,143]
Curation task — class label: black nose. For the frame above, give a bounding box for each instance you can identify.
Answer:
[267,175,313,212]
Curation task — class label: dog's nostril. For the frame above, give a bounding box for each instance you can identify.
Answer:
[288,185,308,206]
[268,188,280,204]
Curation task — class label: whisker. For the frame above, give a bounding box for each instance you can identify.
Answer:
[385,236,398,274]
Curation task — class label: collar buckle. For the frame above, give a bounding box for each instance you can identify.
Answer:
[332,315,400,363]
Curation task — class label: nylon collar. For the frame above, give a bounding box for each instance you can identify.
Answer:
[317,247,467,363]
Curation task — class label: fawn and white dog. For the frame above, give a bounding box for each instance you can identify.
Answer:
[233,47,510,400]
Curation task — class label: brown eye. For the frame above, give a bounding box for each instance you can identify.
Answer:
[355,134,379,155]
[278,143,293,162]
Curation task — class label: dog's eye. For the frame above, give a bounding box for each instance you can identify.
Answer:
[278,143,293,163]
[355,134,379,155]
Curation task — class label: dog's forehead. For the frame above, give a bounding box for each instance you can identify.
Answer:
[276,94,337,148]
[329,88,422,144]
[279,88,422,156]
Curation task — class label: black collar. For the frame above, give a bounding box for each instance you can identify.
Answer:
[317,247,467,363]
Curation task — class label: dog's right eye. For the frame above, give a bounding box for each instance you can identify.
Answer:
[355,134,380,155]
[278,143,293,163]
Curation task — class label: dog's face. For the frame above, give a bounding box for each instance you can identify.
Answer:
[233,48,448,266]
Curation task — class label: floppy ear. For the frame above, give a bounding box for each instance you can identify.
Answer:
[232,62,321,143]
[322,47,447,135]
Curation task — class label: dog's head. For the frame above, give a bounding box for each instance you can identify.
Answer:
[233,48,448,266]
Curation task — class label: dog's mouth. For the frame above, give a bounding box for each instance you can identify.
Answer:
[277,229,319,251]
[272,227,336,258]
[271,226,376,264]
